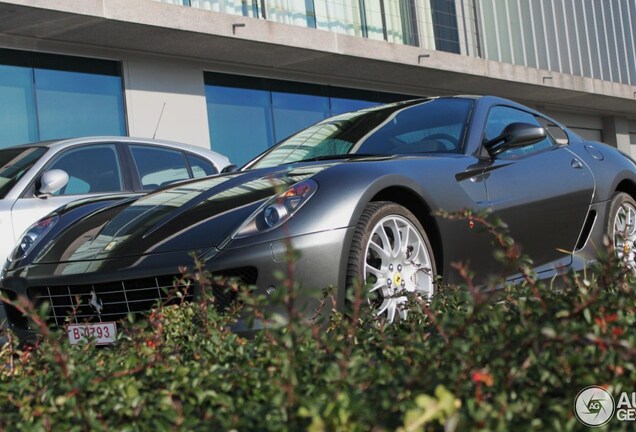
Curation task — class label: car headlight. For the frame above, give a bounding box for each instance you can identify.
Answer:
[10,214,59,261]
[233,179,318,238]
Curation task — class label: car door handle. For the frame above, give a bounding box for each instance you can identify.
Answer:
[571,159,583,169]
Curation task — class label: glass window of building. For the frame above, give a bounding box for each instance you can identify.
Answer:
[271,90,330,142]
[35,69,126,141]
[472,0,635,85]
[362,0,420,46]
[330,97,377,115]
[430,0,460,53]
[620,0,636,85]
[583,0,602,79]
[572,0,591,78]
[266,0,316,27]
[506,0,525,65]
[205,77,275,169]
[416,0,436,50]
[552,0,571,75]
[0,64,38,146]
[314,0,363,36]
[563,1,581,77]
[205,72,411,166]
[477,1,499,62]
[518,1,536,68]
[602,1,620,83]
[155,0,463,51]
[0,49,126,149]
[171,0,261,17]
[364,0,388,42]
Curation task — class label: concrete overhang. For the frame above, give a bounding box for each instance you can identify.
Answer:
[1,0,635,119]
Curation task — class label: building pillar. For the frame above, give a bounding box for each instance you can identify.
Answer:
[122,57,212,149]
[602,116,632,154]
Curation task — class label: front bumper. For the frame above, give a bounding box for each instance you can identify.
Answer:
[1,226,354,340]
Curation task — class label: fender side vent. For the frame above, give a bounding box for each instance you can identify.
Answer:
[575,210,597,251]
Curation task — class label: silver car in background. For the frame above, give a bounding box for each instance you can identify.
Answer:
[0,136,231,265]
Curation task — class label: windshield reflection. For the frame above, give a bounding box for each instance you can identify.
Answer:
[249,98,473,169]
[0,147,47,198]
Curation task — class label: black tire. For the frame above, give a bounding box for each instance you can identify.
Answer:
[346,201,436,322]
[607,192,636,265]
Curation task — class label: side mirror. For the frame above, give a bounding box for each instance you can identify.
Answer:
[485,122,547,157]
[37,169,69,198]
[221,164,238,174]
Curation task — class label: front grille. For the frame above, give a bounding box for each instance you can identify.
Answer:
[214,267,258,286]
[25,267,257,327]
[0,289,28,329]
[28,275,193,327]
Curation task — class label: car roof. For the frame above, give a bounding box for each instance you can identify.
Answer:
[5,136,230,164]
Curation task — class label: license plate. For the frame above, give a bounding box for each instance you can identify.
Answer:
[67,322,117,345]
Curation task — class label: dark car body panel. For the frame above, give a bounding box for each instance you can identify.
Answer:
[484,145,594,269]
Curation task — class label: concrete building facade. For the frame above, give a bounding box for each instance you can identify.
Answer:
[0,0,635,165]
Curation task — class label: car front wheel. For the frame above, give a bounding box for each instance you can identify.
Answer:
[347,201,436,323]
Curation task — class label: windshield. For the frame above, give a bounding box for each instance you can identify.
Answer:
[0,147,47,199]
[248,98,473,169]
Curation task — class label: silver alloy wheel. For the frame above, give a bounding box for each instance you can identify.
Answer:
[614,201,636,269]
[363,214,434,323]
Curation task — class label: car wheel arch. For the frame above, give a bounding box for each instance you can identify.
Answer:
[334,179,444,309]
[366,186,444,279]
[573,177,636,260]
[615,179,636,203]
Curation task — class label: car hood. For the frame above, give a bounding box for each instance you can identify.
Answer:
[34,164,330,264]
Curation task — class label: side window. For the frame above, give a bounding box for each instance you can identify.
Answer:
[48,145,122,195]
[538,117,569,145]
[186,154,218,178]
[484,106,555,159]
[130,145,189,191]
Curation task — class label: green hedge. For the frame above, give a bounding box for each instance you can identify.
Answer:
[1,221,635,431]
